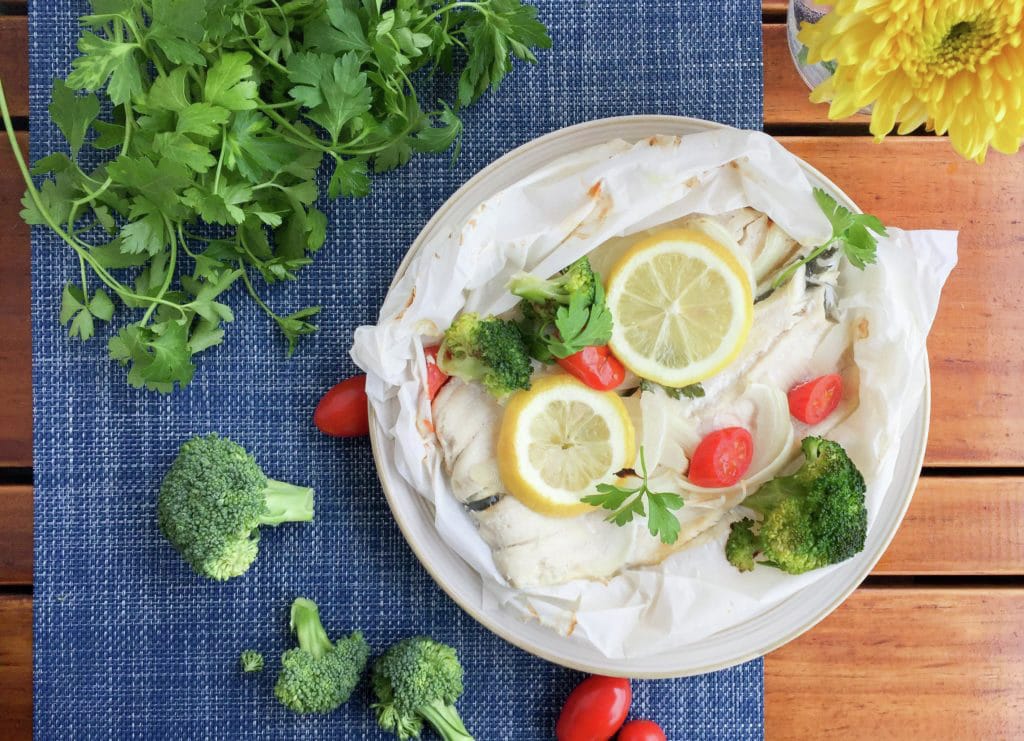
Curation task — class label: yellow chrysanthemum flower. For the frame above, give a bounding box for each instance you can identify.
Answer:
[798,0,1024,162]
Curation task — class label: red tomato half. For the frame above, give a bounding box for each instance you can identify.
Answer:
[788,373,843,425]
[313,375,370,438]
[556,675,632,741]
[618,720,667,741]
[424,345,450,400]
[687,427,754,488]
[557,346,626,391]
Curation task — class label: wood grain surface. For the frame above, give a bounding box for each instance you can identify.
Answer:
[4,135,1023,466]
[781,136,1024,466]
[3,588,1022,740]
[765,587,1024,740]
[0,16,28,119]
[0,21,848,126]
[2,8,1023,740]
[0,474,1019,592]
[0,596,31,740]
[0,486,31,584]
[0,132,31,469]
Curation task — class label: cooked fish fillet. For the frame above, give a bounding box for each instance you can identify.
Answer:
[431,231,855,588]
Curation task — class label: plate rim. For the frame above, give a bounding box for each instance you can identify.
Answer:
[367,114,930,678]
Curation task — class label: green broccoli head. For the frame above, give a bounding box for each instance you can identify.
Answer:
[372,637,473,741]
[157,434,314,581]
[508,256,597,306]
[240,650,265,673]
[274,598,369,714]
[725,436,867,575]
[437,313,532,398]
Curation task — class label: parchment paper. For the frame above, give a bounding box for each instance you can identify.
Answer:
[352,128,957,658]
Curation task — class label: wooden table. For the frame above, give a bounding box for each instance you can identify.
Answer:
[2,4,1023,738]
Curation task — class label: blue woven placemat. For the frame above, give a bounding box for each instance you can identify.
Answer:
[30,1,764,737]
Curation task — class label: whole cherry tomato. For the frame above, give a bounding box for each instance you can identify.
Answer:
[313,375,370,438]
[687,426,754,488]
[787,373,843,425]
[424,345,450,400]
[557,346,626,391]
[618,720,667,741]
[556,675,632,741]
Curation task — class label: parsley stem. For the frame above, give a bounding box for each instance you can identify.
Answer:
[414,2,486,32]
[213,126,227,193]
[139,218,178,326]
[245,37,288,74]
[65,107,133,240]
[238,263,281,323]
[770,240,832,290]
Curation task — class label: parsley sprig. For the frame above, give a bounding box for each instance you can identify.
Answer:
[547,281,613,358]
[0,0,551,392]
[582,447,684,545]
[771,188,887,290]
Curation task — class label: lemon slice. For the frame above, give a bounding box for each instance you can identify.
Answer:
[606,229,753,387]
[498,375,636,517]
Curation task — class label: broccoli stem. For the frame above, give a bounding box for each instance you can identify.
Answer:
[260,479,315,526]
[508,274,565,304]
[418,699,474,741]
[290,597,334,660]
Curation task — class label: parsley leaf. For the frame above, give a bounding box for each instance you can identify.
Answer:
[581,447,684,545]
[772,188,888,289]
[3,0,552,392]
[49,81,99,158]
[549,281,613,358]
[638,379,705,400]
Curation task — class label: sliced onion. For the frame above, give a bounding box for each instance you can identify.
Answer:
[753,223,801,290]
[677,383,795,501]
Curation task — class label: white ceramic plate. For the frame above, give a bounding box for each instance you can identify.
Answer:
[368,116,929,678]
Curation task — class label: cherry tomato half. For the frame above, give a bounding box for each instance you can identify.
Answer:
[313,375,370,438]
[687,427,753,488]
[424,345,450,400]
[618,720,667,741]
[556,675,632,741]
[557,345,626,391]
[787,373,843,425]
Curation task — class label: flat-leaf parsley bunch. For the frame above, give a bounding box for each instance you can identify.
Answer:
[0,0,550,392]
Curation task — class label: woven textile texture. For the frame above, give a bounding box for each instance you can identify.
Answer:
[30,0,764,737]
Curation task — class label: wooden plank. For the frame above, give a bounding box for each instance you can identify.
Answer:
[0,595,31,740]
[0,486,31,585]
[0,132,31,468]
[2,589,1022,739]
[0,15,28,119]
[875,477,1024,575]
[764,22,856,127]
[1,152,1022,467]
[780,136,1024,466]
[0,476,1019,585]
[765,587,1024,740]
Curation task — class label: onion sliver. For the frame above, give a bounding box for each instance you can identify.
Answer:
[678,383,795,501]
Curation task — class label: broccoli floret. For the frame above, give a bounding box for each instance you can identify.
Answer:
[371,637,474,741]
[240,650,264,673]
[508,256,596,306]
[274,598,369,714]
[725,436,867,575]
[509,257,612,362]
[157,434,314,581]
[437,313,532,397]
